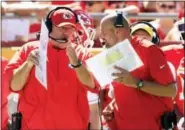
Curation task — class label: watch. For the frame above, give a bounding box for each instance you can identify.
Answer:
[68,60,82,69]
[136,80,144,90]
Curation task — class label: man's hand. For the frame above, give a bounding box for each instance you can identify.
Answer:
[102,99,115,122]
[112,65,137,88]
[10,49,39,91]
[66,45,79,65]
[26,49,39,67]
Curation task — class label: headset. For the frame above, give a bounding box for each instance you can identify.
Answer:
[114,11,125,28]
[130,21,160,45]
[45,6,79,34]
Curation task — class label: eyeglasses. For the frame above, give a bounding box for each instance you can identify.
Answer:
[159,4,175,9]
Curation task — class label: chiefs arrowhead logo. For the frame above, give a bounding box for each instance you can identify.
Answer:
[63,13,73,20]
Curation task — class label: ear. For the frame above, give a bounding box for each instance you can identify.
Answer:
[116,28,120,34]
[116,28,123,34]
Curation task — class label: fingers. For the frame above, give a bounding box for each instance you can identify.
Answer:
[114,65,127,73]
[112,72,124,77]
[73,32,80,45]
[102,110,114,121]
[104,114,114,121]
[113,77,124,83]
[66,45,75,57]
[28,49,40,66]
[30,56,39,66]
[90,29,96,41]
[66,45,79,65]
[112,72,124,83]
[112,65,129,78]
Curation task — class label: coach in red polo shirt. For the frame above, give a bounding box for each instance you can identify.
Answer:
[93,13,177,130]
[5,7,98,130]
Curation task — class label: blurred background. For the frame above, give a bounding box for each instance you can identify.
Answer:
[1,0,184,60]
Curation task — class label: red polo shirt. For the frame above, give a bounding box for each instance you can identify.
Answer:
[161,45,184,116]
[107,37,175,130]
[175,58,184,115]
[1,57,9,129]
[5,41,99,129]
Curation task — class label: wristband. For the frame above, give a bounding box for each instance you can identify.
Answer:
[69,60,82,69]
[136,80,144,90]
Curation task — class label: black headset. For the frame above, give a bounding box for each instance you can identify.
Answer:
[45,6,79,34]
[130,21,160,45]
[114,11,125,28]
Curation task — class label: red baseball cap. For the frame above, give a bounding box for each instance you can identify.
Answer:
[51,9,77,28]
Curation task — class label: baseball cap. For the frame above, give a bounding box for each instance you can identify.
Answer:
[51,9,77,28]
[131,23,153,37]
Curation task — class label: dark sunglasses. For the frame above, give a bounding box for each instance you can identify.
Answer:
[160,4,175,9]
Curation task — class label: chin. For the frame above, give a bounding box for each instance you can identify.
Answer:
[52,44,66,50]
[105,45,111,48]
[52,42,69,49]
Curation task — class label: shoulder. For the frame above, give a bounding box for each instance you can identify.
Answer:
[22,40,40,50]
[19,40,40,54]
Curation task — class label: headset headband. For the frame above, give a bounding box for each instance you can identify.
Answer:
[46,7,79,23]
[45,7,79,34]
[130,21,160,45]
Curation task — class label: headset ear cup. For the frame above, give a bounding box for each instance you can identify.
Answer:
[152,30,160,45]
[114,12,124,28]
[45,19,52,34]
[152,37,156,45]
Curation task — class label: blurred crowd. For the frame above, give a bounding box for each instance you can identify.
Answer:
[2,1,184,47]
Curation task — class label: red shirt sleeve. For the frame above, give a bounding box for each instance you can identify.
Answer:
[79,76,100,94]
[5,42,37,92]
[148,45,175,85]
[1,57,9,129]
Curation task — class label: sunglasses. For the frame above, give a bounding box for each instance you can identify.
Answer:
[159,4,175,9]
